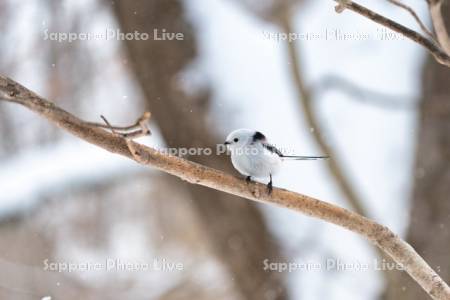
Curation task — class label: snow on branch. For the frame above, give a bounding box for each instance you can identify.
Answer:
[0,74,449,300]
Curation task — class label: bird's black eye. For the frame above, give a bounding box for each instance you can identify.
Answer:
[233,138,239,143]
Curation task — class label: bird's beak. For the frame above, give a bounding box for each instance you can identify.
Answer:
[224,141,230,145]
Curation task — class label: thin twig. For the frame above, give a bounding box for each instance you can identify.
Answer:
[100,115,119,135]
[99,114,151,163]
[87,112,152,138]
[100,112,152,139]
[1,75,450,299]
[387,0,437,42]
[99,114,152,161]
[333,0,450,68]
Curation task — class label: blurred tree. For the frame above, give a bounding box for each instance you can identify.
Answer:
[112,0,288,299]
[384,7,450,300]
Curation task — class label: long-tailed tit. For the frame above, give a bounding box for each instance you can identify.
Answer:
[224,129,328,193]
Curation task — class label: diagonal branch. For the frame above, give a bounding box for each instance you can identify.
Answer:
[0,74,449,300]
[387,0,436,42]
[333,0,450,68]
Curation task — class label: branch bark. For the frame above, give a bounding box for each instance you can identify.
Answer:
[1,74,450,300]
[333,0,450,68]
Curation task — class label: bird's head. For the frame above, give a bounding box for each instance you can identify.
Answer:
[224,128,258,150]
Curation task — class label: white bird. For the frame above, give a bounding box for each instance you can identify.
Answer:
[224,129,328,193]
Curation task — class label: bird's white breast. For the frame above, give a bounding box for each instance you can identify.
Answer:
[230,143,281,178]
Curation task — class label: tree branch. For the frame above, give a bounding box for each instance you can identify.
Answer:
[1,74,449,300]
[86,112,152,138]
[387,0,436,42]
[333,0,450,68]
[428,0,450,54]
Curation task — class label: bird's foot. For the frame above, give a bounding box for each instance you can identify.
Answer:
[266,181,273,195]
[245,176,252,184]
[267,174,273,195]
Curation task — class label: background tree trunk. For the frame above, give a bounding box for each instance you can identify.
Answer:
[112,1,288,299]
[384,7,450,299]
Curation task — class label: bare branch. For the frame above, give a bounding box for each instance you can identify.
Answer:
[99,113,151,139]
[333,0,450,68]
[387,0,436,42]
[86,112,152,139]
[428,0,450,54]
[1,74,450,299]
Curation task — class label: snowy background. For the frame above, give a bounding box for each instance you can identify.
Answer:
[0,0,430,299]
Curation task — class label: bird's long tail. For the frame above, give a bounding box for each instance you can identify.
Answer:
[281,155,329,160]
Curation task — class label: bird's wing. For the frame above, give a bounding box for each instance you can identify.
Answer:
[255,131,329,160]
[262,142,284,157]
[251,131,284,156]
